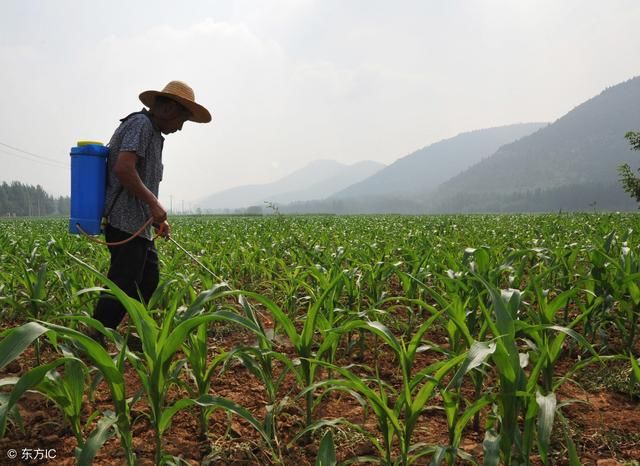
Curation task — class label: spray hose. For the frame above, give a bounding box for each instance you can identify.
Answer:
[76,218,155,246]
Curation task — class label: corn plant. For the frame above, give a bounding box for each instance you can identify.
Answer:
[473,279,528,464]
[180,321,229,437]
[588,236,640,349]
[223,294,299,456]
[305,313,479,466]
[3,213,640,464]
[476,274,605,465]
[439,342,495,464]
[397,271,492,437]
[10,253,52,365]
[0,322,51,435]
[70,253,275,465]
[179,291,288,454]
[0,320,136,466]
[0,353,117,464]
[233,273,345,429]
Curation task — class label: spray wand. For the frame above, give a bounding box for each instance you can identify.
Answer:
[152,222,229,284]
[165,235,229,285]
[78,218,229,285]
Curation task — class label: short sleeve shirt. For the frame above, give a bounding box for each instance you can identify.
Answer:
[104,111,164,240]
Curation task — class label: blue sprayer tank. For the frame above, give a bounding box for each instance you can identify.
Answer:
[69,141,109,235]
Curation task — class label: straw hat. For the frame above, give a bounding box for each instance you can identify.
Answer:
[139,80,212,123]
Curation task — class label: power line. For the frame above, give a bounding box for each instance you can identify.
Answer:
[0,141,66,164]
[0,141,68,169]
[0,147,68,170]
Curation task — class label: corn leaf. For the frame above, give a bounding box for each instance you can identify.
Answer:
[482,429,500,466]
[0,321,49,370]
[536,391,557,464]
[316,430,337,466]
[77,412,117,466]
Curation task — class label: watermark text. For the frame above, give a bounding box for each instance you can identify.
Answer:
[5,448,57,463]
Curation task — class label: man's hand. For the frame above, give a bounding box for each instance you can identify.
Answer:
[154,221,171,239]
[149,200,168,224]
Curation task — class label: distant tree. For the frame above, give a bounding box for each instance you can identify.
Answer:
[245,205,263,215]
[618,131,640,205]
[0,181,68,216]
[0,182,9,214]
[57,196,70,216]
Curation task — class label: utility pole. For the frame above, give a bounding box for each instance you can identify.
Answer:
[26,189,32,216]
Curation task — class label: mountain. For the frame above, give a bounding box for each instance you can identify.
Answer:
[332,123,547,200]
[429,76,640,212]
[198,160,384,210]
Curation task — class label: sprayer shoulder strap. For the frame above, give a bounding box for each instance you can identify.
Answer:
[104,187,123,219]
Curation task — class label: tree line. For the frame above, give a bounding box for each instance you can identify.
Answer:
[0,181,70,217]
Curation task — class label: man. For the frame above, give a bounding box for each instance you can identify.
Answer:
[92,80,212,338]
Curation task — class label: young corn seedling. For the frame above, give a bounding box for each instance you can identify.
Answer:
[70,253,271,465]
[223,294,299,457]
[589,237,640,350]
[179,292,282,448]
[474,277,527,465]
[11,252,53,365]
[476,275,602,465]
[181,321,229,437]
[0,320,136,466]
[0,353,116,464]
[398,270,491,435]
[232,273,345,429]
[306,312,479,466]
[440,341,496,464]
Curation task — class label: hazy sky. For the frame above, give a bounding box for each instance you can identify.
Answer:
[1,0,639,208]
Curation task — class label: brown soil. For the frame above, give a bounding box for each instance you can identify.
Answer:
[1,317,639,466]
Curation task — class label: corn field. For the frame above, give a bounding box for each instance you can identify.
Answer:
[1,214,639,465]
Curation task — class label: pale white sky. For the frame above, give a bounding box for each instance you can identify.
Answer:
[1,0,639,207]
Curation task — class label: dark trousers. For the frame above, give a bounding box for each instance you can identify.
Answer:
[93,224,159,329]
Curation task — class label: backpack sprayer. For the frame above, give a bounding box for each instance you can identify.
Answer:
[69,141,226,283]
[69,141,109,235]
